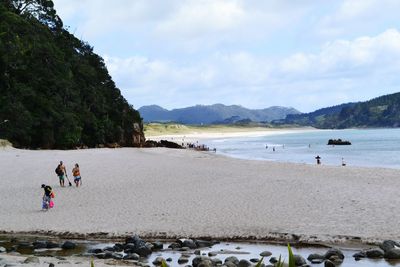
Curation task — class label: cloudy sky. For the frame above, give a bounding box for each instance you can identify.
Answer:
[53,0,400,112]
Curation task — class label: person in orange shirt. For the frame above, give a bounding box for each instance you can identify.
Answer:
[72,163,82,187]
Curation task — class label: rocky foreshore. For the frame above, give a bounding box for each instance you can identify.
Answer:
[1,235,400,267]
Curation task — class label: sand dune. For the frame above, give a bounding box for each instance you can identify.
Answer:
[0,146,399,244]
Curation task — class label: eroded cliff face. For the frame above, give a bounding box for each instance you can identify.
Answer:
[132,122,146,147]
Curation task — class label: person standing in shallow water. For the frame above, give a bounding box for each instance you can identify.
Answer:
[315,155,321,165]
[72,163,82,187]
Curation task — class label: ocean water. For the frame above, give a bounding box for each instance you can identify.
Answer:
[206,128,400,169]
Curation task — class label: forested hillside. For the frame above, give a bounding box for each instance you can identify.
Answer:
[276,92,400,128]
[0,0,144,148]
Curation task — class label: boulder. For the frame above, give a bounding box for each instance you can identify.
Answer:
[250,258,259,263]
[61,241,76,250]
[380,240,400,252]
[88,248,103,254]
[192,256,212,267]
[152,241,163,250]
[324,260,335,267]
[135,243,152,257]
[111,253,124,260]
[225,256,239,265]
[223,261,237,267]
[113,243,124,252]
[324,248,344,260]
[46,241,59,249]
[178,257,189,264]
[384,248,400,259]
[211,258,222,265]
[168,242,181,249]
[182,239,198,249]
[307,253,325,262]
[269,257,278,264]
[194,249,201,255]
[208,252,217,257]
[152,256,165,265]
[33,241,47,249]
[352,251,366,259]
[123,253,140,260]
[103,246,115,252]
[294,255,307,266]
[365,248,384,258]
[260,250,272,257]
[238,259,252,267]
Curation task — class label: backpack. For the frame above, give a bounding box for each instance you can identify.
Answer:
[55,165,62,176]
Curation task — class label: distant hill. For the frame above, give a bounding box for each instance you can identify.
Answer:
[139,104,301,124]
[275,92,400,128]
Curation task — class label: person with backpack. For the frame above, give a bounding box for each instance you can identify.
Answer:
[55,161,66,187]
[41,184,54,210]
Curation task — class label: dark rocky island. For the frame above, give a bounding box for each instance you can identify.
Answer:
[328,139,351,145]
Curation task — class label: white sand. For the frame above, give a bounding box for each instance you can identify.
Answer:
[0,146,399,243]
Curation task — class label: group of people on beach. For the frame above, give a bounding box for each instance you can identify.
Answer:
[41,160,82,211]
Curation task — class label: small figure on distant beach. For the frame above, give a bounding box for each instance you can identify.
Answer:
[41,184,54,210]
[265,145,268,149]
[273,147,275,152]
[315,155,321,165]
[55,161,66,187]
[342,158,346,166]
[72,163,82,187]
[308,144,311,148]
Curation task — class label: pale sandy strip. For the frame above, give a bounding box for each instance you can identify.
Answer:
[0,146,399,244]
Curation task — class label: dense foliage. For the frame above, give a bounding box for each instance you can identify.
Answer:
[0,0,142,148]
[276,92,400,128]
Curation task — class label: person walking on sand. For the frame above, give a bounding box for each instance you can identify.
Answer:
[55,161,66,187]
[72,163,82,187]
[315,155,321,165]
[41,184,54,210]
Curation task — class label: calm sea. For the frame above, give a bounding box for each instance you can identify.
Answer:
[206,128,400,169]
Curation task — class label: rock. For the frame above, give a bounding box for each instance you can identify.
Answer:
[324,260,335,267]
[152,241,163,250]
[135,243,153,257]
[46,241,59,249]
[211,258,222,265]
[365,248,384,258]
[24,256,40,264]
[33,241,47,249]
[103,246,115,252]
[124,253,140,260]
[195,240,214,248]
[178,257,189,264]
[250,258,259,263]
[168,242,181,249]
[328,255,343,265]
[166,258,172,262]
[310,259,324,264]
[324,248,344,260]
[113,243,124,252]
[352,251,366,258]
[192,256,212,267]
[111,253,124,260]
[49,263,55,267]
[269,257,278,264]
[208,252,217,257]
[238,259,252,267]
[260,251,272,257]
[194,249,201,255]
[384,248,400,259]
[88,248,103,254]
[61,241,76,250]
[380,240,400,252]
[180,239,197,249]
[307,253,325,262]
[0,247,6,253]
[294,254,307,266]
[152,256,165,265]
[224,256,239,265]
[223,262,237,267]
[124,243,136,253]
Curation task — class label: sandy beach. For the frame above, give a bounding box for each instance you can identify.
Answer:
[0,144,399,244]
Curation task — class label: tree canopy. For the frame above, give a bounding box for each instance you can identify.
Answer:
[0,0,143,148]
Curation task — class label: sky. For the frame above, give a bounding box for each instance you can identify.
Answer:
[52,0,400,112]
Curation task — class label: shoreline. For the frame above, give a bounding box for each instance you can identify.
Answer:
[1,146,400,250]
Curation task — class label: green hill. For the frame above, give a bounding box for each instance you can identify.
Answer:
[0,0,144,148]
[276,92,400,128]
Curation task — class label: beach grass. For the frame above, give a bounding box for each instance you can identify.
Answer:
[0,139,11,148]
[143,122,274,137]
